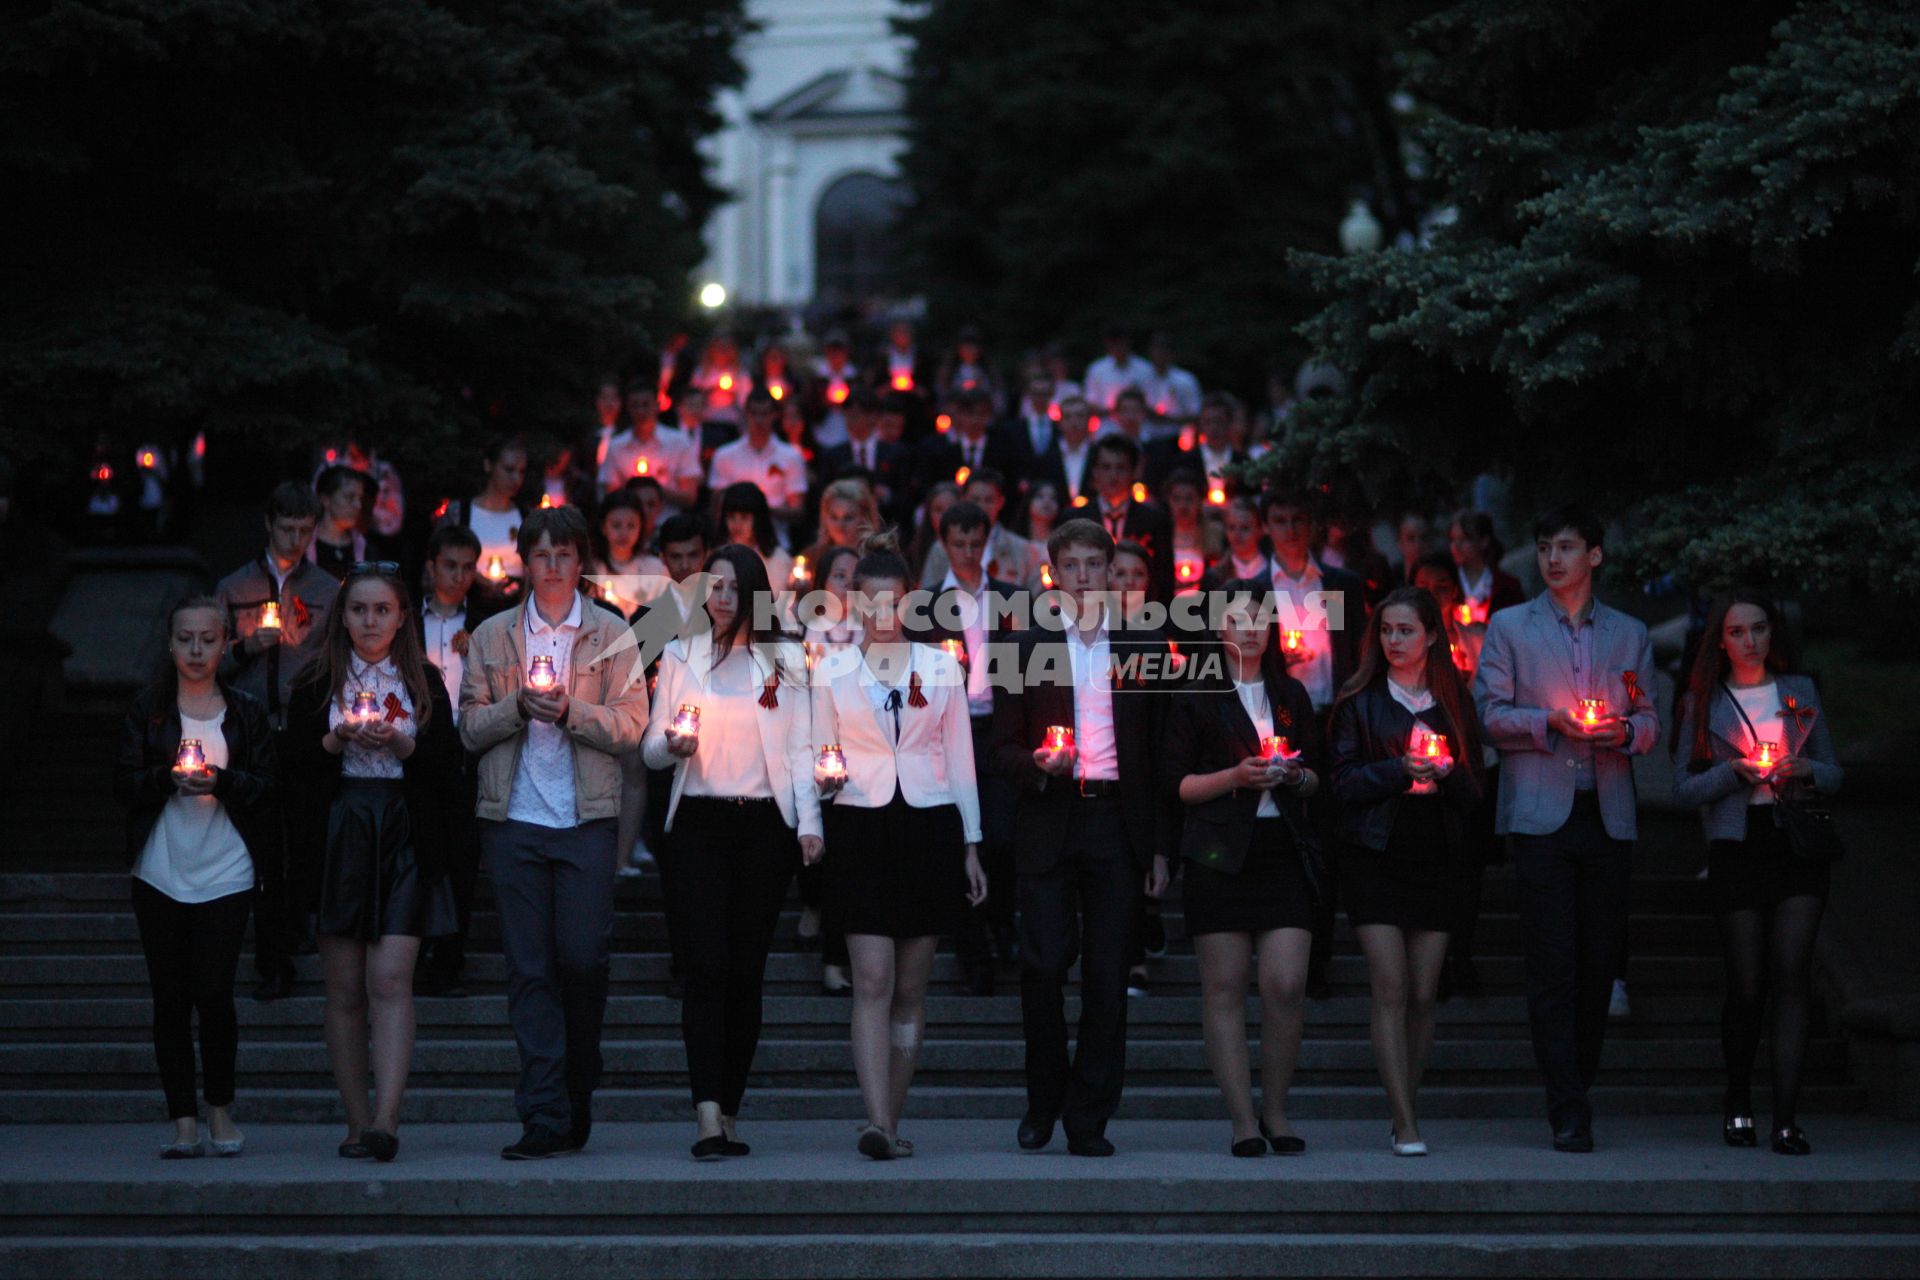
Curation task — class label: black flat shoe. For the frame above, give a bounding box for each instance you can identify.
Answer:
[1260,1119,1305,1154]
[722,1139,750,1157]
[856,1125,895,1161]
[1552,1123,1594,1153]
[1066,1133,1115,1157]
[337,1139,372,1159]
[502,1125,573,1161]
[1723,1114,1757,1148]
[361,1129,398,1163]
[1017,1113,1055,1151]
[1771,1125,1811,1155]
[1231,1137,1266,1158]
[691,1135,728,1162]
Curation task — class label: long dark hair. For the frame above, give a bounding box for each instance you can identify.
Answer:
[702,543,794,678]
[719,482,778,556]
[151,593,231,702]
[1335,585,1482,783]
[1207,577,1295,694]
[595,490,652,566]
[296,565,436,731]
[1683,592,1798,767]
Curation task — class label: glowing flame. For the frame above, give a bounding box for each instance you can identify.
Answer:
[828,381,849,405]
[1071,494,1089,508]
[955,466,972,487]
[1131,482,1147,504]
[891,372,914,392]
[935,414,952,434]
[634,456,650,476]
[486,556,506,582]
[1207,485,1227,506]
[717,374,734,392]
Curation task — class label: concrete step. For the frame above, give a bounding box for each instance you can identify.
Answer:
[0,1035,1852,1090]
[0,1083,1870,1125]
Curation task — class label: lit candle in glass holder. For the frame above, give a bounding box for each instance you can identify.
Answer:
[804,641,824,671]
[633,455,650,477]
[1207,484,1227,506]
[527,655,557,693]
[1455,603,1474,628]
[1044,725,1074,755]
[954,465,972,488]
[891,371,914,392]
[815,743,848,787]
[259,600,282,631]
[350,691,380,723]
[1040,564,1055,589]
[1176,560,1200,585]
[790,555,809,587]
[671,703,701,739]
[1281,630,1306,657]
[1750,740,1781,775]
[941,638,966,664]
[1577,698,1607,729]
[174,738,207,775]
[1131,482,1148,504]
[1261,735,1302,762]
[485,556,507,584]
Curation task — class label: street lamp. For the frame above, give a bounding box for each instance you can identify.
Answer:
[698,282,728,310]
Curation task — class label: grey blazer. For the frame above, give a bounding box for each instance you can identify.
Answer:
[1670,673,1843,842]
[1473,593,1660,841]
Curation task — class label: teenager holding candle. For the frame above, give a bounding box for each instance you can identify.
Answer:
[1474,506,1659,1153]
[461,505,650,1161]
[1672,594,1842,1155]
[1330,587,1485,1156]
[114,596,278,1158]
[598,378,701,508]
[1160,580,1325,1156]
[438,436,533,603]
[643,543,820,1160]
[811,531,986,1158]
[993,518,1176,1157]
[590,490,667,620]
[308,465,378,581]
[284,563,462,1162]
[1447,509,1526,629]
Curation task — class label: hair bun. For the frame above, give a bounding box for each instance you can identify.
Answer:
[856,527,902,557]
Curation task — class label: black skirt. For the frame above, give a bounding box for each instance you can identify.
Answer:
[1342,795,1460,933]
[1708,805,1830,914]
[1183,817,1315,936]
[825,788,967,939]
[317,780,458,941]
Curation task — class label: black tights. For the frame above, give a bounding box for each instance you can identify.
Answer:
[1718,894,1824,1128]
[131,880,254,1120]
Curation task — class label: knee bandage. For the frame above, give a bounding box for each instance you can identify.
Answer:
[890,1020,920,1052]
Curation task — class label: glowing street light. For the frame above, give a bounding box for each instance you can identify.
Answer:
[698,282,728,310]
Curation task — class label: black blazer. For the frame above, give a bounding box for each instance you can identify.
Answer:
[990,625,1179,875]
[281,667,463,884]
[914,428,1024,492]
[1159,669,1323,878]
[1102,499,1176,605]
[113,683,279,871]
[819,438,915,524]
[1329,678,1483,854]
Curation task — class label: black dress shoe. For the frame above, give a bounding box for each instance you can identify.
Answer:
[502,1126,573,1161]
[1231,1137,1267,1158]
[1260,1119,1305,1154]
[1067,1133,1115,1157]
[1771,1125,1811,1155]
[361,1129,399,1162]
[1016,1114,1055,1151]
[690,1135,728,1161]
[1552,1124,1594,1153]
[338,1139,372,1159]
[252,971,292,1003]
[1723,1113,1757,1148]
[722,1138,751,1157]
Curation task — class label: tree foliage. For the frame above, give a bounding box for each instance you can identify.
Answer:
[0,0,746,483]
[1267,0,1920,595]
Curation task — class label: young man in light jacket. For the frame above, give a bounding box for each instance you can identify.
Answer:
[460,505,648,1160]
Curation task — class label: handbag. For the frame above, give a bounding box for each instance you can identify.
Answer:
[1722,684,1845,864]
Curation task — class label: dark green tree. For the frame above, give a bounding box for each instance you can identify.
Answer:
[1270,0,1920,595]
[0,0,746,488]
[894,0,1438,389]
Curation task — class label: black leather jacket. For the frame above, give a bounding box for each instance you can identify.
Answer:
[1330,678,1483,854]
[112,682,279,870]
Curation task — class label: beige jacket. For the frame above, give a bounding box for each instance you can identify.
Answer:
[459,599,648,823]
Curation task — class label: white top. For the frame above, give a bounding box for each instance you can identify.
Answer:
[508,595,583,828]
[598,424,701,494]
[1065,619,1120,781]
[468,504,523,580]
[708,436,809,512]
[1459,564,1494,606]
[861,648,912,744]
[680,647,775,799]
[422,602,467,725]
[941,571,994,717]
[1083,353,1155,409]
[1058,441,1091,498]
[1271,557,1335,709]
[135,711,254,904]
[1233,680,1281,819]
[1141,365,1203,427]
[1729,681,1784,808]
[328,657,415,779]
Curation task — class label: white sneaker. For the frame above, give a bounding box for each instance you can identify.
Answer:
[1608,978,1632,1020]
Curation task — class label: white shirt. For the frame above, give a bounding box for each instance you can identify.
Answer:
[861,648,913,745]
[1271,557,1335,710]
[708,435,810,514]
[1233,680,1282,819]
[422,601,467,725]
[1226,552,1268,581]
[508,595,583,828]
[1729,682,1784,808]
[1459,565,1493,606]
[680,646,775,799]
[329,656,415,779]
[1058,440,1091,498]
[942,570,994,717]
[1065,619,1120,781]
[1199,443,1237,483]
[468,504,522,580]
[135,710,254,904]
[1083,354,1155,409]
[1141,365,1202,430]
[599,424,700,495]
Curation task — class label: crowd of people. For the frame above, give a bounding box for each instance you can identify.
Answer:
[110,323,1844,1166]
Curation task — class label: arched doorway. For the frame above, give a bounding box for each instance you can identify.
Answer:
[813,172,908,306]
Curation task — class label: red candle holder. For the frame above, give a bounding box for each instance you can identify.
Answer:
[1044,725,1074,754]
[1750,740,1781,775]
[1261,735,1302,762]
[1577,698,1607,729]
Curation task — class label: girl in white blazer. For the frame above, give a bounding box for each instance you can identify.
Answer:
[811,532,986,1160]
[641,544,821,1161]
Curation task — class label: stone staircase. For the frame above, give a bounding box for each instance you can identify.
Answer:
[3,704,1913,1278]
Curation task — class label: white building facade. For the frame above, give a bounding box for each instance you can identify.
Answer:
[699,0,918,311]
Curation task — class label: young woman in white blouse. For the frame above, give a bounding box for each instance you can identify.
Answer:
[643,543,822,1160]
[285,564,461,1163]
[114,596,279,1158]
[810,532,986,1160]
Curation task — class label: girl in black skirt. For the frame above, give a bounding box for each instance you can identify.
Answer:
[1330,586,1484,1156]
[1161,579,1325,1157]
[811,531,987,1160]
[286,563,460,1162]
[1672,594,1843,1155]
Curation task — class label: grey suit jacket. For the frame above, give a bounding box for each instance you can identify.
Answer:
[1669,673,1843,842]
[1473,593,1660,841]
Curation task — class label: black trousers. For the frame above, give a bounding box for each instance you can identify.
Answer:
[661,796,797,1113]
[1510,793,1634,1132]
[1017,795,1138,1138]
[251,727,298,979]
[426,757,482,978]
[131,879,253,1119]
[956,714,1016,969]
